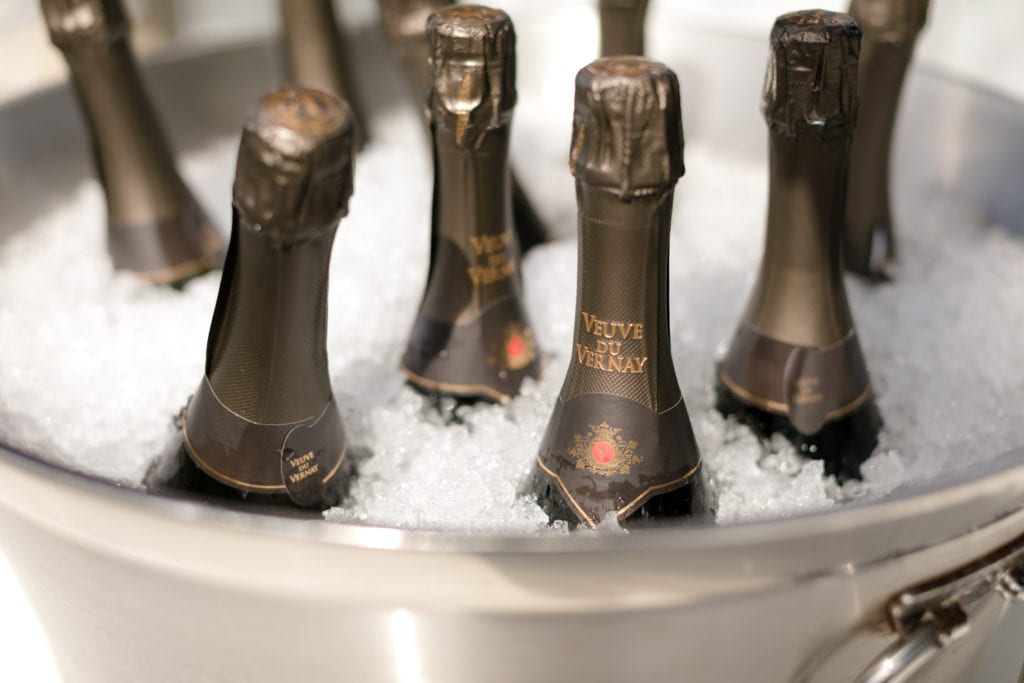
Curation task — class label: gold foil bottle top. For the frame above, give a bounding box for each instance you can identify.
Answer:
[570,57,684,199]
[427,5,516,149]
[41,0,129,50]
[233,87,355,239]
[761,10,861,136]
[850,0,930,44]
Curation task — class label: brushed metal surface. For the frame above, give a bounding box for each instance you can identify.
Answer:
[0,7,1022,682]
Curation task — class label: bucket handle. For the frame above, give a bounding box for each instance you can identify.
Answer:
[801,534,1024,683]
[854,606,967,683]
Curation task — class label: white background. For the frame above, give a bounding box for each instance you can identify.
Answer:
[0,0,1022,680]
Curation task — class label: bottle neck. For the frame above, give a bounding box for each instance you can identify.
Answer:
[844,36,916,237]
[562,182,680,412]
[418,121,518,324]
[205,213,335,424]
[599,0,648,57]
[62,40,190,227]
[281,0,349,102]
[745,131,854,348]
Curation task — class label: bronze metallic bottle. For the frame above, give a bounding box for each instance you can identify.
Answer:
[281,0,367,149]
[378,0,550,252]
[401,6,541,403]
[41,0,223,286]
[717,11,882,481]
[146,87,353,510]
[599,0,649,57]
[844,0,930,279]
[529,57,707,529]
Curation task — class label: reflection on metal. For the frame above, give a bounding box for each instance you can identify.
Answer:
[389,609,426,683]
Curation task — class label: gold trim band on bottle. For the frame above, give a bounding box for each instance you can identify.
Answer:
[400,364,512,404]
[534,454,702,530]
[181,416,346,493]
[718,368,872,421]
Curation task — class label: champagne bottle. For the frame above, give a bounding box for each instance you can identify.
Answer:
[146,87,354,510]
[529,57,708,529]
[281,0,367,149]
[401,6,541,403]
[41,0,224,286]
[844,0,930,279]
[716,10,882,481]
[378,0,550,252]
[598,0,649,57]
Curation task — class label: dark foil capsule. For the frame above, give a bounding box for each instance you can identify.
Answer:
[146,87,355,511]
[40,0,224,286]
[528,57,710,530]
[717,10,882,481]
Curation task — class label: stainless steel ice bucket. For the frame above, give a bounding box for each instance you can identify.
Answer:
[1,7,1023,682]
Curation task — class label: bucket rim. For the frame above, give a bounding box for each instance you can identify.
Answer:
[2,439,1023,559]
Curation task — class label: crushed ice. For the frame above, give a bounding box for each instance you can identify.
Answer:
[0,105,1021,532]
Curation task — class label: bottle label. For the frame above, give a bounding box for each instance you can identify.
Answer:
[718,323,872,435]
[181,377,346,506]
[535,393,702,529]
[403,272,539,402]
[558,193,682,412]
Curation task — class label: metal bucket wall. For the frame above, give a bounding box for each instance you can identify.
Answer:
[0,13,1023,683]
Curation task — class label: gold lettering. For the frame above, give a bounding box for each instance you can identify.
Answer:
[465,233,515,285]
[288,451,315,469]
[288,462,320,484]
[574,341,649,376]
[469,233,510,257]
[466,255,515,286]
[579,312,645,341]
[793,377,824,405]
